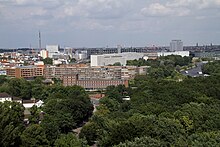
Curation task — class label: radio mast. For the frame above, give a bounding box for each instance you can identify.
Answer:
[39,31,41,50]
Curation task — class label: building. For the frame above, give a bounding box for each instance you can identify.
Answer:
[5,65,44,78]
[0,92,12,103]
[23,99,44,109]
[0,92,22,103]
[40,50,48,59]
[44,65,122,80]
[91,52,145,66]
[44,65,146,80]
[170,40,183,51]
[157,51,190,57]
[46,45,59,58]
[44,65,148,90]
[62,74,129,90]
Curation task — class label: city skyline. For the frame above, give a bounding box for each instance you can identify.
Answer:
[0,0,220,48]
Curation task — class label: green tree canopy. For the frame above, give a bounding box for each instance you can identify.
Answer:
[43,57,53,65]
[55,133,88,147]
[0,102,25,147]
[21,124,49,147]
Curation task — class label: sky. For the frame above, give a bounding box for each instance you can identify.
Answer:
[0,0,220,48]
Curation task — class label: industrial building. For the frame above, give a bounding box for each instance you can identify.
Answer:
[91,52,145,66]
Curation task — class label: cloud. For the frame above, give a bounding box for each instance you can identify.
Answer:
[58,0,134,19]
[167,0,220,9]
[141,3,190,17]
[72,20,114,30]
[141,3,173,16]
[0,0,220,48]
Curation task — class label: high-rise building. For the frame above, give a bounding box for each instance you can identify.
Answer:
[40,50,48,59]
[170,40,183,51]
[46,45,59,58]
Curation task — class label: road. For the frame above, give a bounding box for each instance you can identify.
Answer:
[181,62,207,77]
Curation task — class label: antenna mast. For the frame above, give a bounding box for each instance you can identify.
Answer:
[39,31,41,50]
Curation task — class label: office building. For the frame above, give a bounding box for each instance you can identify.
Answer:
[170,40,183,51]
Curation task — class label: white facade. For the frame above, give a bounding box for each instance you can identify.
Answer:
[40,50,48,59]
[157,51,190,57]
[34,61,44,66]
[23,100,44,109]
[91,53,145,66]
[46,45,59,58]
[0,96,12,103]
[170,40,183,51]
[78,53,87,60]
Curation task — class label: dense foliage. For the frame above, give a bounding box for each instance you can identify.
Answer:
[0,79,93,146]
[202,60,220,75]
[0,102,25,147]
[1,57,220,147]
[80,73,220,146]
[128,55,192,80]
[127,55,192,67]
[43,57,53,65]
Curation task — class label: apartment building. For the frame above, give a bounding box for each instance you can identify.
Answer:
[62,74,129,90]
[44,65,123,80]
[44,65,147,90]
[5,65,44,78]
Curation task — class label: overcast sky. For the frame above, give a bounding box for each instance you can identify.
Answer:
[0,0,220,48]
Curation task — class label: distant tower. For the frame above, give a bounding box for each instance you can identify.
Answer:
[170,40,183,51]
[117,45,122,53]
[39,31,42,50]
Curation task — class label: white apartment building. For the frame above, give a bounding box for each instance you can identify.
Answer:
[40,50,48,59]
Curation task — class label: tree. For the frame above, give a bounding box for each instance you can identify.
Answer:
[115,136,163,147]
[8,78,22,97]
[188,131,220,146]
[20,79,32,99]
[69,58,76,63]
[43,57,53,65]
[79,122,99,146]
[0,75,7,85]
[42,85,93,133]
[7,78,33,99]
[21,124,49,147]
[113,62,122,66]
[28,105,40,124]
[41,114,61,146]
[0,102,25,147]
[54,133,89,147]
